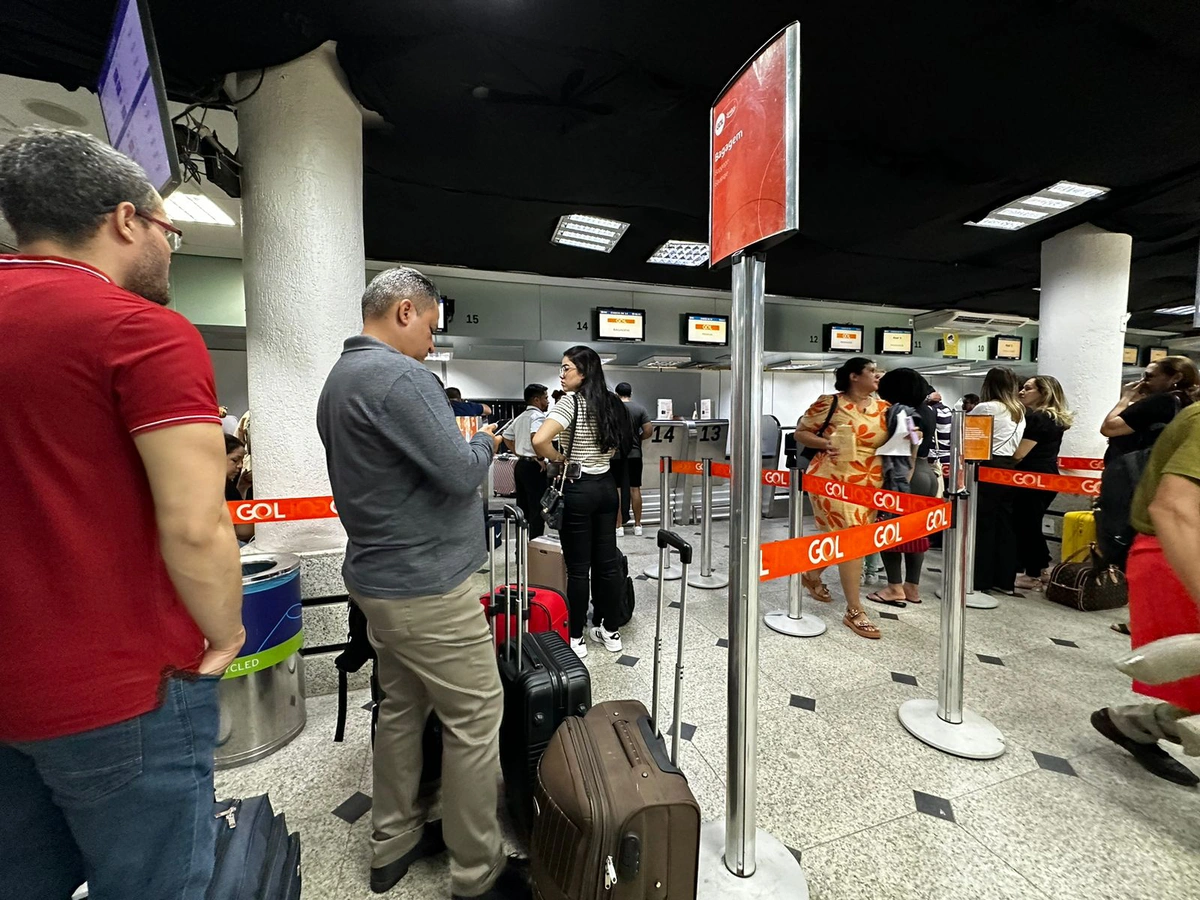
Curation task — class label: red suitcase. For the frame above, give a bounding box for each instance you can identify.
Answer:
[482,507,570,647]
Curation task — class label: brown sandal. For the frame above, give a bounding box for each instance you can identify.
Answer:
[802,574,833,603]
[844,609,881,639]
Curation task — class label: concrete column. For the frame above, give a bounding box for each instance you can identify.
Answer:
[1039,224,1132,460]
[236,43,364,552]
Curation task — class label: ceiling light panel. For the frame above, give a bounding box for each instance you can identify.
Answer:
[967,180,1110,235]
[966,217,1027,231]
[1155,305,1196,316]
[164,192,236,226]
[551,214,629,253]
[647,240,710,266]
[1046,181,1109,199]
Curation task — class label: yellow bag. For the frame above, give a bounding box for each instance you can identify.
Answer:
[1062,510,1096,561]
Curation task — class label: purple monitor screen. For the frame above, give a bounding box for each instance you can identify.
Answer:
[97,0,180,196]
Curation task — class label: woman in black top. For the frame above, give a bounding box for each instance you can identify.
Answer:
[1012,376,1072,589]
[1101,356,1199,464]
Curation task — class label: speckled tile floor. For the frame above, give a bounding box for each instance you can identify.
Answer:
[217,518,1200,900]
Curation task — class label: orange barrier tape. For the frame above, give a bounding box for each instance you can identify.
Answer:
[228,497,338,524]
[978,467,1101,497]
[664,459,784,485]
[760,502,952,581]
[1058,456,1104,471]
[801,473,943,515]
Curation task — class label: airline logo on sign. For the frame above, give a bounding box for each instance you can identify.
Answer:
[228,497,338,524]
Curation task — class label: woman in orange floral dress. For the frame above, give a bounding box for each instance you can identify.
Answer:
[794,357,890,638]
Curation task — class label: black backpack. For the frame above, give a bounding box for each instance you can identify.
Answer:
[1095,409,1178,570]
[333,601,442,790]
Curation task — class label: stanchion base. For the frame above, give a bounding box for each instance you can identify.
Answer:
[898,698,1006,760]
[965,590,1000,610]
[644,563,683,581]
[688,572,730,590]
[764,611,826,638]
[697,820,808,899]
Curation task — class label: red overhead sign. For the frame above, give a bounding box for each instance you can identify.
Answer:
[709,22,801,267]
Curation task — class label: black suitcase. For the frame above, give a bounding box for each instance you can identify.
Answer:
[494,507,592,835]
[207,795,301,900]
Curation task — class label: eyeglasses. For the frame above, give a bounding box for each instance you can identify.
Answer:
[135,210,183,252]
[560,364,577,374]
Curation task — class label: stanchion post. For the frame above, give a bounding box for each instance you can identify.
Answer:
[764,467,825,638]
[963,461,998,610]
[938,433,967,726]
[645,457,683,581]
[725,252,765,876]
[898,409,1006,759]
[689,458,730,590]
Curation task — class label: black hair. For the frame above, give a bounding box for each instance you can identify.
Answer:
[524,383,548,405]
[615,382,632,398]
[962,393,980,405]
[877,368,931,409]
[224,434,245,454]
[445,387,463,401]
[833,357,875,393]
[0,127,159,246]
[562,345,633,453]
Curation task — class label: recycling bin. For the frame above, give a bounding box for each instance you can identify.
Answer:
[214,553,307,768]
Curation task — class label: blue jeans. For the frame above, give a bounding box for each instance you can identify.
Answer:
[0,674,221,900]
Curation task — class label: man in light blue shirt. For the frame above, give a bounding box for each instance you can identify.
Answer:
[502,383,550,538]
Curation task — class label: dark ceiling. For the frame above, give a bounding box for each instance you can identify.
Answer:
[5,1,1200,329]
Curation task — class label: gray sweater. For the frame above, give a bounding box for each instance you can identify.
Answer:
[317,335,495,599]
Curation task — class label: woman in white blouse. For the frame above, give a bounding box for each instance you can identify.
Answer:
[970,367,1026,595]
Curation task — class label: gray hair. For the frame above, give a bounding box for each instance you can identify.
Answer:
[0,127,158,246]
[362,266,439,320]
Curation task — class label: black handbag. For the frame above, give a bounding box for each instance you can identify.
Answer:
[1045,543,1129,612]
[540,395,578,530]
[800,396,839,463]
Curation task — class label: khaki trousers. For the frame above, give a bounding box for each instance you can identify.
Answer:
[1109,700,1200,757]
[353,578,504,897]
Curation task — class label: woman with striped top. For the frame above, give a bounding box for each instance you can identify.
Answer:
[534,346,633,658]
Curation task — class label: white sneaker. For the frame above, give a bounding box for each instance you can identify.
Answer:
[633,525,643,536]
[589,625,623,653]
[616,526,625,537]
[571,637,588,659]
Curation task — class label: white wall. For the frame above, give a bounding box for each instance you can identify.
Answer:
[209,349,249,418]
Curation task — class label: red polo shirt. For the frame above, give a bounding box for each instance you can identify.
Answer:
[0,255,221,741]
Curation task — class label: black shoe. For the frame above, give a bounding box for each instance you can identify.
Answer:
[370,821,447,893]
[1091,708,1199,787]
[452,858,532,900]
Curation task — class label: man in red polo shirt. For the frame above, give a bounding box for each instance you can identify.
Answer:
[0,128,244,899]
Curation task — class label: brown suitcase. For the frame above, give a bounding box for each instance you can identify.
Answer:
[528,536,568,595]
[531,531,700,900]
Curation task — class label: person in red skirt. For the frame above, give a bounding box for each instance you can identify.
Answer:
[1092,401,1200,786]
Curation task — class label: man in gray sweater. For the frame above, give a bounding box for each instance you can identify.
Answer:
[318,267,527,900]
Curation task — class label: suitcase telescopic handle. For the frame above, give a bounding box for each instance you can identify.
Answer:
[651,529,692,767]
[656,530,693,565]
[499,505,528,669]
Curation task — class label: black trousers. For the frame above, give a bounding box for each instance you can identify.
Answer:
[513,458,548,541]
[1013,486,1057,577]
[558,473,624,637]
[973,457,1017,592]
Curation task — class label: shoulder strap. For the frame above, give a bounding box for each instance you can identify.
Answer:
[564,394,579,462]
[816,395,839,437]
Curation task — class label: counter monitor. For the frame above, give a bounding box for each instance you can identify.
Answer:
[1144,346,1169,365]
[1122,345,1139,366]
[596,307,646,342]
[875,327,914,355]
[682,313,729,346]
[823,323,865,353]
[989,335,1023,361]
